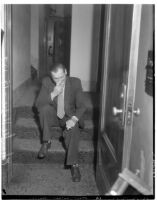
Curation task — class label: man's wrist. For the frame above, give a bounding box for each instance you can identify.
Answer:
[71,116,79,123]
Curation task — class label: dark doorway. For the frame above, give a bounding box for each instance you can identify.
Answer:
[45,5,72,76]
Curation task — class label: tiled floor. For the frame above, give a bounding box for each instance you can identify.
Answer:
[6,163,99,196]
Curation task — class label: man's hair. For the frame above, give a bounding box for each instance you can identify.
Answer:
[50,63,66,73]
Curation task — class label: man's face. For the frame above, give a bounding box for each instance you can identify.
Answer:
[51,68,67,86]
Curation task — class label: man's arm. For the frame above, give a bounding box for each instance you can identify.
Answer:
[74,79,86,120]
[50,82,64,101]
[35,79,52,109]
[35,77,65,110]
[65,78,86,130]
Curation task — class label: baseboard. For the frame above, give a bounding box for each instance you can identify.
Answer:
[13,78,32,107]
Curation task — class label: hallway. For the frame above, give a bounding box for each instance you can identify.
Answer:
[8,79,99,196]
[1,4,154,197]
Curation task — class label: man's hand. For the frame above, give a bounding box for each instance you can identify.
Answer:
[50,82,64,101]
[54,84,63,95]
[66,119,76,130]
[66,116,78,130]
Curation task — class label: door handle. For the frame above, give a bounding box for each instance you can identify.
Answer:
[133,108,140,116]
[127,107,140,125]
[112,107,123,115]
[48,46,53,56]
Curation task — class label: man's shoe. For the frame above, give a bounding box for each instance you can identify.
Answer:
[71,164,81,182]
[38,141,51,159]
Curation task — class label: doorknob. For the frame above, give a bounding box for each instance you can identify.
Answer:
[126,107,140,125]
[112,107,123,116]
[133,108,140,116]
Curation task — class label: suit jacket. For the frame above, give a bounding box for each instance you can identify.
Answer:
[35,76,86,127]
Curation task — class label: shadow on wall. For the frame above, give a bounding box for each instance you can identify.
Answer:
[31,65,38,80]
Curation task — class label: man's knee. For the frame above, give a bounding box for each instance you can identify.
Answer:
[39,105,56,116]
[39,105,57,119]
[69,123,80,137]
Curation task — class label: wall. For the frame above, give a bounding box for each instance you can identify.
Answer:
[38,5,50,79]
[70,5,101,91]
[30,5,39,72]
[12,5,31,90]
[129,5,154,190]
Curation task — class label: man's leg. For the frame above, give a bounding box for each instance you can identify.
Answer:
[38,104,59,159]
[39,104,59,142]
[63,122,81,182]
[63,123,80,165]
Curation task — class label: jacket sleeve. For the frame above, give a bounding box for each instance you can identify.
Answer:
[35,78,53,110]
[74,79,86,120]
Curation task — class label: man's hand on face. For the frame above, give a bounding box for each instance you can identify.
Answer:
[50,80,64,101]
[50,66,67,101]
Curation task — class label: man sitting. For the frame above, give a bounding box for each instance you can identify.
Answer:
[35,63,86,182]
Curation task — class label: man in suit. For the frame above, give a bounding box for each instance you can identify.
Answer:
[35,63,86,182]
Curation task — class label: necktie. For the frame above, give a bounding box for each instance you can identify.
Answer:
[57,90,65,119]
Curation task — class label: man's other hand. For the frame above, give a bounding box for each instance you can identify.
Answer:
[66,119,76,130]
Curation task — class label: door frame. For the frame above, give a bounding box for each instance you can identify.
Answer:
[98,4,111,136]
[96,4,113,193]
[1,4,13,191]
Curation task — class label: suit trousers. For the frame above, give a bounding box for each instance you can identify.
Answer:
[38,104,80,165]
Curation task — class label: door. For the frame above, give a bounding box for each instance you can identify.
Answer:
[46,17,55,72]
[1,4,13,192]
[54,18,71,75]
[96,4,153,196]
[120,5,154,195]
[45,16,71,75]
[96,4,133,194]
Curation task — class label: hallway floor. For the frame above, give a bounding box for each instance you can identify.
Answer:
[6,163,99,196]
